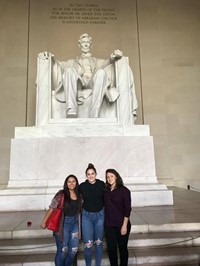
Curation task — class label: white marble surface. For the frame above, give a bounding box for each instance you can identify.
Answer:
[0,122,174,210]
[0,132,174,211]
[9,136,156,184]
[0,187,173,211]
[14,124,150,138]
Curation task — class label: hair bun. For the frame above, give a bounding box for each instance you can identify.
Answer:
[85,163,97,175]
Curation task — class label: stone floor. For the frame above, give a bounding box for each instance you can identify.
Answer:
[0,186,200,265]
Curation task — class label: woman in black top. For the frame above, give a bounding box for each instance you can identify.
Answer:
[79,163,105,266]
[41,175,82,266]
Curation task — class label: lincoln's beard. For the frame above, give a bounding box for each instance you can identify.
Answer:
[81,47,91,53]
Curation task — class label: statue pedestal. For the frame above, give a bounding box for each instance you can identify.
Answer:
[0,123,173,211]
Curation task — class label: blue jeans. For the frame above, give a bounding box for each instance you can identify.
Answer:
[82,208,105,266]
[53,215,79,266]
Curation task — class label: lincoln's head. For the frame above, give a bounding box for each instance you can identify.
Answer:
[78,33,92,53]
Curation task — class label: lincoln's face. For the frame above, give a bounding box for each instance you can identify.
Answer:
[79,37,92,53]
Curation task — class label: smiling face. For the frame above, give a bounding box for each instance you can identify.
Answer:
[106,172,117,188]
[86,168,97,184]
[67,177,77,190]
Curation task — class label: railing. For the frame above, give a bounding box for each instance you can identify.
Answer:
[187,185,200,192]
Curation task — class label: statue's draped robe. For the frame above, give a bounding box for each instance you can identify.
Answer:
[51,56,137,118]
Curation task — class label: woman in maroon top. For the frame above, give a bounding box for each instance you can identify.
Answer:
[104,169,131,266]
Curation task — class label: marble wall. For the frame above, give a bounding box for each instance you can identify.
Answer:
[0,0,200,190]
[0,0,29,187]
[137,0,200,189]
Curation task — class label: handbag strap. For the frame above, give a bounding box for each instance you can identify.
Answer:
[58,193,65,209]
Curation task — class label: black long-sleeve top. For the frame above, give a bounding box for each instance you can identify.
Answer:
[79,179,105,212]
[104,186,131,227]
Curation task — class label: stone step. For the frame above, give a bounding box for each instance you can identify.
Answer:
[129,231,200,248]
[132,222,200,234]
[128,246,200,265]
[2,221,200,240]
[0,185,173,210]
[0,246,200,265]
[0,231,200,256]
[0,237,56,255]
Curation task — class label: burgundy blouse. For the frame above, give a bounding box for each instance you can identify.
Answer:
[104,186,131,227]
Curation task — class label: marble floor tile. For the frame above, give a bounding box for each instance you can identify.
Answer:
[0,187,200,237]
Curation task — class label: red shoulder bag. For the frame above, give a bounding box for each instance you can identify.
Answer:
[46,193,65,232]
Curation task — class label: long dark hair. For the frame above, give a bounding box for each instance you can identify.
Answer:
[105,169,124,189]
[85,163,97,175]
[63,175,81,206]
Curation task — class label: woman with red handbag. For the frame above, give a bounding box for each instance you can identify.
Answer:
[41,175,82,266]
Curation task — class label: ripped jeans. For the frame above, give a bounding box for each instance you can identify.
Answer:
[53,215,79,266]
[82,208,105,266]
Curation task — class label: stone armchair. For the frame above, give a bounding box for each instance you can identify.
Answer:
[36,55,137,126]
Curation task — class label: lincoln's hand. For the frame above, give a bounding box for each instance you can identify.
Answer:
[110,49,123,61]
[38,51,54,60]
